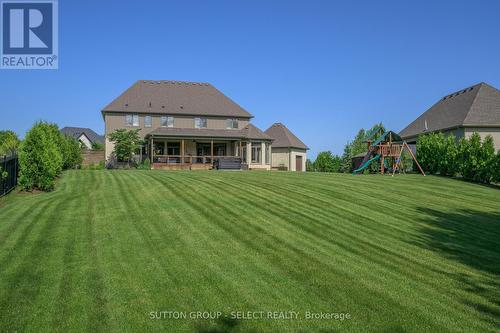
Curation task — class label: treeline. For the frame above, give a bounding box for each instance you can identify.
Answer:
[0,122,83,192]
[417,132,500,184]
[307,123,385,173]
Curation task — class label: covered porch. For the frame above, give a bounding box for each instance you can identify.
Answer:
[144,136,271,170]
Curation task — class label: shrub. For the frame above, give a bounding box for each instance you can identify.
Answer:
[458,133,480,182]
[314,151,341,172]
[439,134,458,176]
[457,133,496,183]
[60,135,83,169]
[19,122,63,191]
[477,135,496,184]
[0,130,20,156]
[91,141,104,150]
[493,152,500,183]
[0,166,7,181]
[417,133,458,176]
[137,158,151,170]
[417,133,440,174]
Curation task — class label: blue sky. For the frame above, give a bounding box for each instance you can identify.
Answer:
[2,0,500,158]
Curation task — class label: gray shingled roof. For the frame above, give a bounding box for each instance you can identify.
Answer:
[400,82,500,139]
[60,127,104,144]
[264,123,308,149]
[102,80,253,118]
[147,124,271,141]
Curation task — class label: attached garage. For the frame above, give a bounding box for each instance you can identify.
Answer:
[264,123,308,171]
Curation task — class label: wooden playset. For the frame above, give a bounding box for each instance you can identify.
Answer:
[353,129,425,176]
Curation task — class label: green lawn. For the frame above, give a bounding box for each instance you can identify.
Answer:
[0,170,499,333]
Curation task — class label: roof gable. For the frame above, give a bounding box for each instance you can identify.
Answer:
[264,123,308,149]
[61,127,104,144]
[102,80,253,118]
[400,83,500,138]
[464,83,500,125]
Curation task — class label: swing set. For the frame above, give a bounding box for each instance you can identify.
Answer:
[352,129,425,176]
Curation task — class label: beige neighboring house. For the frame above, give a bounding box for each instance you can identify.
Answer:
[264,123,308,171]
[102,80,288,170]
[400,82,500,151]
[60,127,104,149]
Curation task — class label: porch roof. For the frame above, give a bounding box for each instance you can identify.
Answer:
[146,124,272,141]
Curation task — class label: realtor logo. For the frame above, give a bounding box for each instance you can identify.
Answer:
[1,0,58,69]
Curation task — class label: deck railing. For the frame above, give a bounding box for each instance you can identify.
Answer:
[152,155,239,164]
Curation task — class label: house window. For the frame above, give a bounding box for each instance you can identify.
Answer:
[251,143,261,163]
[226,119,238,129]
[161,116,174,128]
[194,117,207,129]
[126,114,139,127]
[265,142,270,164]
[242,144,247,163]
[167,142,180,155]
[145,115,152,127]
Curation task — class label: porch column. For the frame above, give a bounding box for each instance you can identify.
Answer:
[261,142,265,165]
[181,139,185,164]
[239,141,242,158]
[210,140,214,161]
[246,141,251,165]
[150,136,154,162]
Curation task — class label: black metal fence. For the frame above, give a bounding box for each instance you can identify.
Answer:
[1,155,18,197]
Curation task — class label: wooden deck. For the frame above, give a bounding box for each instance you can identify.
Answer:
[152,163,212,170]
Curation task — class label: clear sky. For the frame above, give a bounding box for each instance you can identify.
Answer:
[2,0,500,158]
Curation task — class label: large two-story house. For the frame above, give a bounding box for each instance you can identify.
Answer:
[400,82,500,151]
[102,80,307,171]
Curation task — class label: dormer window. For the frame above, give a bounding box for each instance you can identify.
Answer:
[226,119,238,129]
[194,117,207,129]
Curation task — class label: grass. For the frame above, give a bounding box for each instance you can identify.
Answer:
[0,170,499,333]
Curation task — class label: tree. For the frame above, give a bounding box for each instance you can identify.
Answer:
[60,135,83,169]
[340,142,352,173]
[18,122,63,191]
[340,123,386,173]
[350,129,367,156]
[306,159,315,172]
[477,135,495,184]
[493,151,500,184]
[0,130,20,156]
[314,151,341,172]
[439,134,458,176]
[108,129,143,166]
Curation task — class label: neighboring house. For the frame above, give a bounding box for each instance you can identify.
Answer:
[264,123,308,171]
[400,82,500,151]
[102,80,281,170]
[61,127,104,149]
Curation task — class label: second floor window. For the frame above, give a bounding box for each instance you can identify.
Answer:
[145,115,152,127]
[161,116,174,128]
[226,119,238,129]
[194,117,207,129]
[126,114,139,127]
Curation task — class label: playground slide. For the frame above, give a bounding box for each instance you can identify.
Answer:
[353,154,381,174]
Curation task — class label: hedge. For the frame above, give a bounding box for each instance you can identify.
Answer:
[19,121,82,191]
[417,132,498,184]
